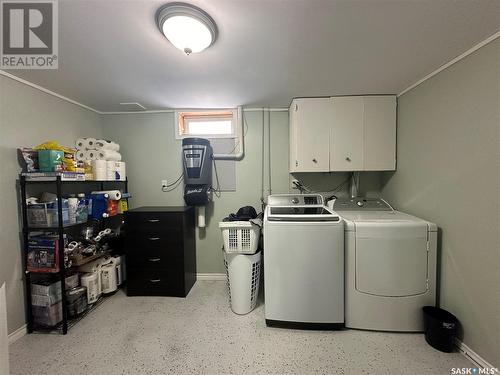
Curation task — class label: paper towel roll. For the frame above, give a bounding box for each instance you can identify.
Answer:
[95,140,120,152]
[85,150,98,160]
[94,151,106,160]
[101,150,121,161]
[75,138,87,150]
[94,170,106,181]
[91,159,107,170]
[75,150,87,161]
[91,160,106,180]
[85,138,97,149]
[91,190,122,200]
[110,141,120,152]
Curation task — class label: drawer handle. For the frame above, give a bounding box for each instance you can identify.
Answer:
[312,158,318,163]
[148,237,160,241]
[149,279,161,283]
[346,157,351,162]
[148,258,161,262]
[148,219,160,223]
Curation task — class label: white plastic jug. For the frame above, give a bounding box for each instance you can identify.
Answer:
[81,272,100,304]
[101,263,118,294]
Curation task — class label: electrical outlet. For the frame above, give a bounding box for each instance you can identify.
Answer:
[161,179,168,189]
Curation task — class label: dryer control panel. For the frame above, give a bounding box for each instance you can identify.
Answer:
[333,198,393,211]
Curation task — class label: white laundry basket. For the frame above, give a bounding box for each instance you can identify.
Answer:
[223,251,261,315]
[219,220,261,254]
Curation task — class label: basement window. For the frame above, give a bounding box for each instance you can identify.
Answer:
[176,109,236,138]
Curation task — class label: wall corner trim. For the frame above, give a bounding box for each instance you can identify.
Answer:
[196,273,227,281]
[0,70,102,114]
[8,324,27,345]
[456,339,498,370]
[397,30,500,97]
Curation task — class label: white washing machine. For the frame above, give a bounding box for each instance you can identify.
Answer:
[332,197,437,332]
[264,194,344,329]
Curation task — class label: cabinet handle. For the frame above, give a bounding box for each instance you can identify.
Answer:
[345,157,351,162]
[149,279,161,283]
[148,219,160,223]
[148,237,160,241]
[148,258,161,262]
[295,161,298,167]
[312,158,318,163]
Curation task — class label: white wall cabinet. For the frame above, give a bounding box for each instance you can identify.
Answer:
[289,98,331,172]
[289,95,396,172]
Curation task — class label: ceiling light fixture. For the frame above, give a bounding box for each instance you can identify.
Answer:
[156,2,218,55]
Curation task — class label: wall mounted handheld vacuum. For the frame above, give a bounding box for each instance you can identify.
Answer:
[182,137,213,227]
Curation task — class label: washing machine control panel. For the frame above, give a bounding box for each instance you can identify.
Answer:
[333,198,393,211]
[268,194,324,207]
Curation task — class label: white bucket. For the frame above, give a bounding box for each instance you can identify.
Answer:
[223,251,261,315]
[101,263,118,294]
[81,272,100,304]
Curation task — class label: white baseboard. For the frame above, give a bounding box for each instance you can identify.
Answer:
[196,273,226,281]
[456,339,498,370]
[8,325,27,345]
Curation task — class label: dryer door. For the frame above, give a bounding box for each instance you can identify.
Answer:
[355,221,428,297]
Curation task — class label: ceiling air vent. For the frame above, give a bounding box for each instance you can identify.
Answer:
[118,102,147,111]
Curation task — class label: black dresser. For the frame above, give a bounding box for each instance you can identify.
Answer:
[124,206,196,297]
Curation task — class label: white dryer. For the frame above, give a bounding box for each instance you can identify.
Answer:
[332,197,437,332]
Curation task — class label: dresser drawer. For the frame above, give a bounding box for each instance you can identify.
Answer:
[126,232,183,250]
[127,249,181,269]
[125,212,183,234]
[127,267,183,296]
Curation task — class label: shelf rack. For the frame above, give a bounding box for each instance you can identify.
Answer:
[19,175,129,334]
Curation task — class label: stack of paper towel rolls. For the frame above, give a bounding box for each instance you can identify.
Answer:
[75,138,126,181]
[75,138,121,162]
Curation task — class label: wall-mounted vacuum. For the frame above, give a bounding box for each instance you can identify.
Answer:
[182,138,213,227]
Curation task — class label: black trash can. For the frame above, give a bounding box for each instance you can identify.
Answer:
[423,306,459,352]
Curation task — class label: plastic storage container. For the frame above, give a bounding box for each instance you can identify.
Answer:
[27,200,70,227]
[423,306,459,352]
[32,301,63,327]
[223,251,261,314]
[219,221,261,254]
[66,286,88,318]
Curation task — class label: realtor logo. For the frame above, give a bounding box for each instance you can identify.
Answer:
[1,0,58,69]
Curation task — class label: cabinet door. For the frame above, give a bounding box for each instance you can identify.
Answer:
[330,96,364,171]
[289,100,298,172]
[363,96,396,170]
[292,98,331,172]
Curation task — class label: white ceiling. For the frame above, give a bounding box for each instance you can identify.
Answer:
[6,0,500,112]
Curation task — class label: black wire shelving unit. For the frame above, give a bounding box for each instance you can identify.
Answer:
[19,175,129,334]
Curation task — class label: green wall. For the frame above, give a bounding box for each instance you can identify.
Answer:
[382,38,500,366]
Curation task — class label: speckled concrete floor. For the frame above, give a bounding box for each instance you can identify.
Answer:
[10,281,471,375]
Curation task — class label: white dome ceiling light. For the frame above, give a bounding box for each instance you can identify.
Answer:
[156,2,218,55]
